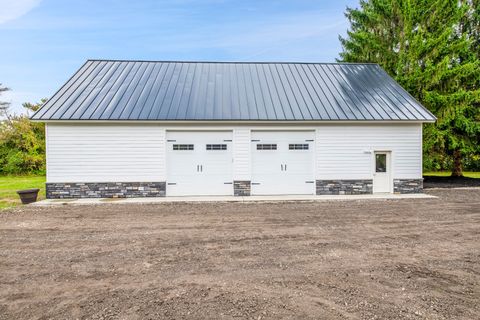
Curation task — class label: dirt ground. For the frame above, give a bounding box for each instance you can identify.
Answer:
[0,189,479,320]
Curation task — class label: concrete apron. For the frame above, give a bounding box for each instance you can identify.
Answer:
[32,193,437,206]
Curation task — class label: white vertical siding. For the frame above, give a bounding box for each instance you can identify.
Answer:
[46,124,166,182]
[233,128,251,180]
[315,124,422,180]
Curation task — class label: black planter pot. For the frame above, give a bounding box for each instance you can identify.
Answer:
[16,188,40,204]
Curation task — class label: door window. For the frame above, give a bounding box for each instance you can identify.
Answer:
[289,144,309,150]
[206,144,227,150]
[375,154,387,172]
[256,144,277,150]
[173,144,194,150]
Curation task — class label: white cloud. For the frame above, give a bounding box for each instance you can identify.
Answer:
[0,0,41,24]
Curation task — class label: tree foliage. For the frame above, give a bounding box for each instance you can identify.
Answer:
[0,88,46,175]
[339,0,480,176]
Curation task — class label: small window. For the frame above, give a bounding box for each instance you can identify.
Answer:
[257,144,277,150]
[375,154,387,172]
[173,144,194,151]
[206,144,227,150]
[289,144,309,150]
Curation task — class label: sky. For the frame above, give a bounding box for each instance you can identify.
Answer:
[0,0,358,114]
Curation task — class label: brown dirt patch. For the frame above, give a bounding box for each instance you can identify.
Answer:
[1,189,479,319]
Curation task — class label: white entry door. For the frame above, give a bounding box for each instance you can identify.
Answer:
[251,131,315,195]
[166,131,233,196]
[373,151,391,193]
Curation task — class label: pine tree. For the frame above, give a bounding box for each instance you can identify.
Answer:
[339,0,480,176]
[0,84,10,115]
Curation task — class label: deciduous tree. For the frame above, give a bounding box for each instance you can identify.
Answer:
[0,93,47,175]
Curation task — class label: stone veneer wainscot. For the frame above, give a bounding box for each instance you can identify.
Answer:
[46,182,166,199]
[393,179,423,194]
[234,180,251,196]
[316,180,373,195]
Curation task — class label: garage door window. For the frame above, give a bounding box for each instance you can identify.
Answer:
[206,144,227,150]
[257,144,277,150]
[173,144,194,150]
[289,144,309,150]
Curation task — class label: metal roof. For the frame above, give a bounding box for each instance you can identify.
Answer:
[32,60,436,122]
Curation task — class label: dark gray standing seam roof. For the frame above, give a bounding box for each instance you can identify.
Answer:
[31,60,436,121]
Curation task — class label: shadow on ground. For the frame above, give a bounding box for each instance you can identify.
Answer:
[423,175,480,188]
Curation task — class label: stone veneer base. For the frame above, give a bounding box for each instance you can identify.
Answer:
[46,182,166,199]
[316,179,373,195]
[234,180,251,196]
[393,179,423,194]
[46,179,423,199]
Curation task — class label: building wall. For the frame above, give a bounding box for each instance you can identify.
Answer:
[46,123,423,196]
[316,124,422,180]
[233,128,251,181]
[46,124,166,182]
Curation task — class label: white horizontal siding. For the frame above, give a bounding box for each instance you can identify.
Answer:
[233,128,251,180]
[46,123,422,184]
[46,124,165,182]
[316,124,422,179]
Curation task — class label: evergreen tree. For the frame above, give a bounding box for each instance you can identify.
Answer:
[0,84,11,118]
[339,0,480,176]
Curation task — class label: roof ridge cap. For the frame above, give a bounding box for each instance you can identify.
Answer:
[85,59,380,66]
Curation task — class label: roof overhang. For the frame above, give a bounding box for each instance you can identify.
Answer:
[34,119,435,124]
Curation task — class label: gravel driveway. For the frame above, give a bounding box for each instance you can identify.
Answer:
[1,189,479,319]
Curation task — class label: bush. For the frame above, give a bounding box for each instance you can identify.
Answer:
[0,101,46,175]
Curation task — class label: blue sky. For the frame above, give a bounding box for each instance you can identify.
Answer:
[0,0,358,114]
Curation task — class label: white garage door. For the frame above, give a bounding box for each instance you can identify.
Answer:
[166,131,233,196]
[251,131,315,195]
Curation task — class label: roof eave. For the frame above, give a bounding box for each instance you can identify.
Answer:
[32,119,436,124]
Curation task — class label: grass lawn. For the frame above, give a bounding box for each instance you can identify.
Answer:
[0,175,46,209]
[0,172,477,209]
[424,171,480,178]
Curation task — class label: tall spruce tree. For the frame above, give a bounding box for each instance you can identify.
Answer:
[339,0,480,176]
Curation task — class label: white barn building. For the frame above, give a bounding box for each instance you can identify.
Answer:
[32,60,436,198]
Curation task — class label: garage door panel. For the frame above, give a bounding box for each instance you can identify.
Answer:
[166,131,233,196]
[283,158,313,174]
[167,181,231,196]
[168,131,232,141]
[253,177,313,195]
[202,165,231,175]
[251,131,315,195]
[167,155,197,175]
